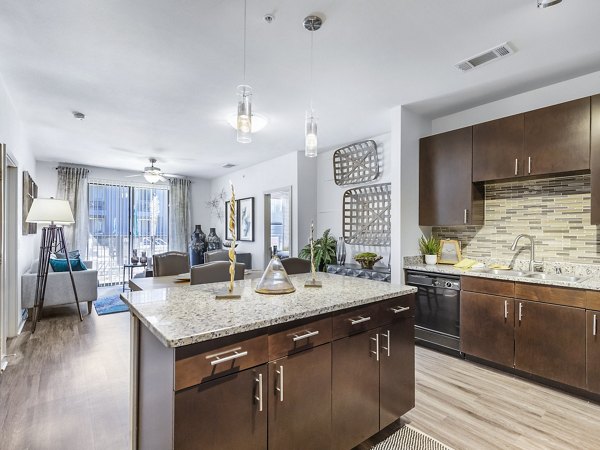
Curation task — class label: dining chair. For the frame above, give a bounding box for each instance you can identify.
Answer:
[281,257,311,275]
[152,251,190,277]
[203,250,230,263]
[190,261,245,285]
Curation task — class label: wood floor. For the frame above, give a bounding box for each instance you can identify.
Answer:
[1,304,599,450]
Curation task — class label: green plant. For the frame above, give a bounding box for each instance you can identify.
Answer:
[354,252,383,269]
[418,235,441,255]
[299,228,337,272]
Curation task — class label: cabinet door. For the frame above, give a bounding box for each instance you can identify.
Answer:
[419,127,484,226]
[332,331,380,450]
[379,319,415,429]
[591,95,600,224]
[524,97,591,176]
[587,310,600,394]
[473,114,524,182]
[174,365,267,450]
[515,300,586,389]
[460,291,515,367]
[268,344,331,450]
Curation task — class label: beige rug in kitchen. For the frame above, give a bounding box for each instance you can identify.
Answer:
[371,424,454,450]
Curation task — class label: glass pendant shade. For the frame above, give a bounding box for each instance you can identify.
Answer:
[255,255,296,294]
[237,85,253,144]
[305,111,318,157]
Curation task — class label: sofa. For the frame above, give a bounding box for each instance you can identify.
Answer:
[21,259,99,316]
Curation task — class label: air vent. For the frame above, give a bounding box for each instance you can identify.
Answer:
[222,163,236,169]
[455,42,516,72]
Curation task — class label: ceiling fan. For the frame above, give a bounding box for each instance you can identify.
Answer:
[126,158,175,184]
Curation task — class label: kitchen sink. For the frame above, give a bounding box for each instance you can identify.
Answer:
[524,273,585,283]
[471,268,530,276]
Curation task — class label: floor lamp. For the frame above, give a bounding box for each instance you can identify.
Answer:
[26,198,82,333]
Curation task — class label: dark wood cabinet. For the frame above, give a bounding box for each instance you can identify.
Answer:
[268,344,332,450]
[524,97,591,176]
[460,291,515,367]
[419,127,484,226]
[587,310,600,394]
[514,300,586,389]
[591,95,600,224]
[379,318,415,429]
[332,330,380,450]
[174,365,268,450]
[473,114,524,182]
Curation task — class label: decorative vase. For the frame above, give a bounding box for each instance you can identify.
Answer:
[131,249,139,265]
[336,237,346,265]
[189,225,207,266]
[207,227,222,251]
[425,254,437,265]
[140,251,148,265]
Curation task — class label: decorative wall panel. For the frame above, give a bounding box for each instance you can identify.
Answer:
[333,140,379,186]
[342,183,391,246]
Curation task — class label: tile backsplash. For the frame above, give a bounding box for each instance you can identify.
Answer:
[433,174,600,264]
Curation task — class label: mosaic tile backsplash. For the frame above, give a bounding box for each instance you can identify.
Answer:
[433,174,600,265]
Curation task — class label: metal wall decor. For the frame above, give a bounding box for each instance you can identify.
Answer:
[342,183,391,246]
[333,140,379,186]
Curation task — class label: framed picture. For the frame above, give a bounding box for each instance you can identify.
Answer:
[238,197,254,242]
[437,239,462,265]
[22,171,38,235]
[224,200,237,241]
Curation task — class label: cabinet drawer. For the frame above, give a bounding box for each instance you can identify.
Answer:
[587,291,600,311]
[175,333,268,391]
[268,316,332,360]
[462,276,514,297]
[333,303,381,340]
[515,283,586,308]
[379,294,415,324]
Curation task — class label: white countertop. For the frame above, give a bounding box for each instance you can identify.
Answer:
[121,273,416,348]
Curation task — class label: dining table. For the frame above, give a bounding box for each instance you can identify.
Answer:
[128,269,264,291]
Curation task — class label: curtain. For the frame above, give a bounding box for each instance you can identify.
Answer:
[168,178,192,253]
[56,166,90,258]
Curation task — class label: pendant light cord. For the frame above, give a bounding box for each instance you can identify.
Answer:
[243,0,247,82]
[309,30,314,111]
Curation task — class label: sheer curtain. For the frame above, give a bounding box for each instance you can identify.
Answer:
[56,166,90,257]
[168,178,192,252]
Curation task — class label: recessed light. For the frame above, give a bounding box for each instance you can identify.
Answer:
[226,113,269,133]
[537,0,562,8]
[72,111,85,120]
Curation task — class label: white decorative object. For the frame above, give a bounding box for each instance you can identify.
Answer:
[425,254,437,265]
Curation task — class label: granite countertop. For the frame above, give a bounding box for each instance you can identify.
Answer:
[121,273,416,348]
[404,263,600,291]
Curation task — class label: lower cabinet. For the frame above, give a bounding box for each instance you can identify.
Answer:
[174,365,268,450]
[515,300,586,389]
[587,310,600,394]
[268,344,332,450]
[460,291,515,367]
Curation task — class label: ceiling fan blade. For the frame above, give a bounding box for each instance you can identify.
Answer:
[125,174,143,178]
[158,175,167,182]
[162,173,178,178]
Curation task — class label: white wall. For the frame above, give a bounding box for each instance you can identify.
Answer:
[316,133,392,268]
[296,153,318,254]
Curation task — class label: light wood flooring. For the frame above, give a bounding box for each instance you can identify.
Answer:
[1,304,600,450]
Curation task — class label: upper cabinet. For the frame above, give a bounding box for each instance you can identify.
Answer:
[591,95,600,225]
[473,114,524,182]
[419,127,484,226]
[524,97,591,176]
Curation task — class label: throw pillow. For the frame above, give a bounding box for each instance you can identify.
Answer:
[54,250,81,260]
[49,258,87,272]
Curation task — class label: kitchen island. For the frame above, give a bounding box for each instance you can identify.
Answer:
[121,273,417,450]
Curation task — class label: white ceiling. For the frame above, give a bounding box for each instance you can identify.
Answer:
[1,0,600,179]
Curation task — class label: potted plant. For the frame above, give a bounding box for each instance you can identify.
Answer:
[299,228,337,272]
[354,252,383,270]
[419,235,441,265]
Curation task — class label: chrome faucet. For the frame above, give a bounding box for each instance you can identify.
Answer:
[510,234,540,272]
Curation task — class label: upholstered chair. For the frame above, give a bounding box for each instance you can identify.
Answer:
[203,250,230,263]
[152,251,190,277]
[281,257,311,275]
[190,261,245,285]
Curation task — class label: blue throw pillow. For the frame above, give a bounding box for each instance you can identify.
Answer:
[49,258,87,272]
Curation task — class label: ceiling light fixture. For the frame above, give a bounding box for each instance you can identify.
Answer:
[537,0,562,8]
[236,0,253,144]
[303,15,322,158]
[72,111,85,120]
[227,113,269,133]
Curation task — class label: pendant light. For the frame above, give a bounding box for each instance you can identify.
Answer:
[303,15,322,158]
[236,0,252,144]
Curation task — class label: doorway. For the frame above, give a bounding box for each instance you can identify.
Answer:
[263,187,292,268]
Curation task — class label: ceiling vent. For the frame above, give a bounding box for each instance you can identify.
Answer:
[222,163,236,169]
[455,42,516,72]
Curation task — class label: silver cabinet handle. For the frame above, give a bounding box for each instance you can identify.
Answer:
[208,348,248,366]
[528,156,532,174]
[514,158,518,176]
[370,334,380,361]
[504,300,508,319]
[518,303,523,323]
[391,306,410,314]
[349,316,371,325]
[594,314,598,337]
[381,331,391,357]
[275,365,284,402]
[292,330,319,342]
[254,373,263,412]
[464,209,468,224]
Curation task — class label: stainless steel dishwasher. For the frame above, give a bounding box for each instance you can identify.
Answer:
[405,270,461,354]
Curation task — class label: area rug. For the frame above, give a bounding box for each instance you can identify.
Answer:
[94,293,129,315]
[371,425,454,450]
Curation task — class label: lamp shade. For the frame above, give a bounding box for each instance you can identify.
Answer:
[26,198,75,224]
